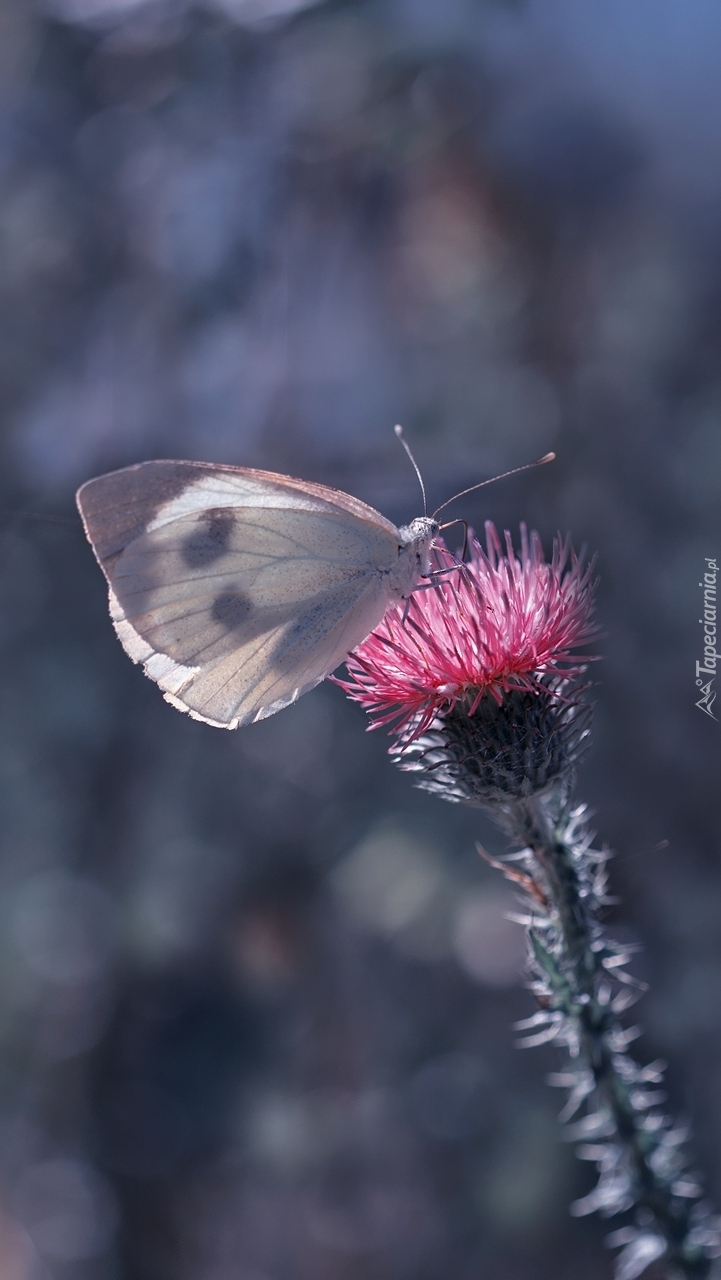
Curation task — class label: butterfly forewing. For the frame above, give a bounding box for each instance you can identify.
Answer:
[77,460,402,728]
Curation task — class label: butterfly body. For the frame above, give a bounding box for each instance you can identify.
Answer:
[76,460,439,729]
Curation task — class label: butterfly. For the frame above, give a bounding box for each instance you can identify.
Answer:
[76,439,553,729]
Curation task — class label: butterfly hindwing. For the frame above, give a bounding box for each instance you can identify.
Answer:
[145,572,390,727]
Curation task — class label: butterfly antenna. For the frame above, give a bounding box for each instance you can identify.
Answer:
[432,452,556,520]
[394,425,427,516]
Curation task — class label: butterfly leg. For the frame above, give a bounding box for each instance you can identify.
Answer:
[437,519,469,562]
[421,563,465,582]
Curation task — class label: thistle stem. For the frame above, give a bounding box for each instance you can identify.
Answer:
[495,788,716,1280]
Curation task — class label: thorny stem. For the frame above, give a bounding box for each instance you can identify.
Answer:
[495,787,718,1280]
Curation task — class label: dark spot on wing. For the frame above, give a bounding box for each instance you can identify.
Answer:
[182,509,235,568]
[212,590,253,630]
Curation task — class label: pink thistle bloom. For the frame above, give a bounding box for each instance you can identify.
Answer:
[338,523,598,806]
[340,522,598,737]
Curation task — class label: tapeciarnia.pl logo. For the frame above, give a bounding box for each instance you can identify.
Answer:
[696,557,718,720]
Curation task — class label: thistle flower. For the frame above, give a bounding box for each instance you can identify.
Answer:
[339,522,598,807]
[338,520,719,1280]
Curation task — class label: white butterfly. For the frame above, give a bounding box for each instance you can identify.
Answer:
[76,456,439,729]
[76,442,553,729]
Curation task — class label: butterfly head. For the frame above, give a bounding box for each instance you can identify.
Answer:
[398,516,439,579]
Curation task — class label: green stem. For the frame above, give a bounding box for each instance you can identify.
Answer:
[503,791,712,1280]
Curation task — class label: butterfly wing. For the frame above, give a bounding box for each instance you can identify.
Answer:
[77,460,402,728]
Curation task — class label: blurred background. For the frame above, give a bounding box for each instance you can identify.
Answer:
[0,0,720,1276]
